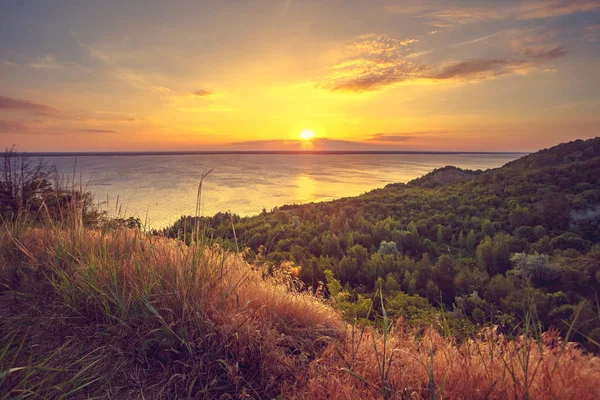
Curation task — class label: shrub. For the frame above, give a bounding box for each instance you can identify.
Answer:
[511,252,560,284]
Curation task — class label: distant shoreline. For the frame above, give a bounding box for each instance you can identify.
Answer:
[22,151,528,157]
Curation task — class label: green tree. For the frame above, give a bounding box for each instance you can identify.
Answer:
[322,232,341,257]
[324,269,342,298]
[482,219,495,237]
[492,233,511,275]
[476,236,494,274]
[433,254,456,302]
[308,237,322,257]
[485,274,514,304]
[349,244,369,265]
[467,229,477,252]
[538,191,570,230]
[458,230,466,249]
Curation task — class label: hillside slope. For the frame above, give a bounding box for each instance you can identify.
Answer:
[166,137,600,350]
[0,228,341,398]
[503,137,600,170]
[408,165,481,187]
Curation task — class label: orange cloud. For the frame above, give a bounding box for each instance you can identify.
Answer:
[524,46,566,60]
[319,34,425,92]
[367,134,413,142]
[319,27,571,92]
[0,118,29,132]
[0,95,61,117]
[192,89,214,97]
[508,26,568,60]
[79,128,117,133]
[427,59,532,80]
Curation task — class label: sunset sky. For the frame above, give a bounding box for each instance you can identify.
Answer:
[1,0,599,152]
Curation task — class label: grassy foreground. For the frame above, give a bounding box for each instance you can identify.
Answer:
[1,223,600,399]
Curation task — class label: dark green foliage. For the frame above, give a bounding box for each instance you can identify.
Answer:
[165,138,600,346]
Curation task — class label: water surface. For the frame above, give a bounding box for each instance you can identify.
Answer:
[42,153,522,228]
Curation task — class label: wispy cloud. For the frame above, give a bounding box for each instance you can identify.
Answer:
[366,134,413,142]
[583,24,600,42]
[385,4,506,27]
[75,35,175,94]
[0,120,118,135]
[0,118,28,132]
[319,34,426,92]
[109,68,174,93]
[230,139,298,146]
[30,55,63,70]
[0,95,61,117]
[406,29,512,60]
[192,89,214,97]
[386,0,600,27]
[453,29,512,48]
[341,34,418,55]
[518,0,600,20]
[427,59,532,80]
[524,45,566,59]
[76,34,229,116]
[90,110,137,122]
[366,131,461,142]
[420,8,504,27]
[79,128,117,133]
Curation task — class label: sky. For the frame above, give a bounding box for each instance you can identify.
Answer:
[0,0,599,152]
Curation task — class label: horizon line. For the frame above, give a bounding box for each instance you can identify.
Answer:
[19,150,529,157]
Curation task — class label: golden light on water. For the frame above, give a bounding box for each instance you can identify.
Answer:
[295,174,316,202]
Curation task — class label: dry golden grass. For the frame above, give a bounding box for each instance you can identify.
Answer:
[0,226,342,398]
[286,321,600,399]
[1,225,600,399]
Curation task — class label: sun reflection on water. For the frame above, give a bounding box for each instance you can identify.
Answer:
[295,174,316,203]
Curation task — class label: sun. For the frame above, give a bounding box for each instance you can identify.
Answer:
[299,130,315,140]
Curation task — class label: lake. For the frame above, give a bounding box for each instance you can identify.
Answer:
[40,153,523,228]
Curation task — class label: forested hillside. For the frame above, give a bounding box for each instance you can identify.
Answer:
[165,138,600,348]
